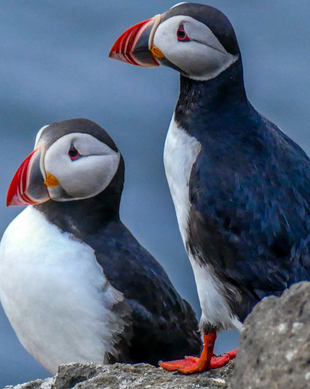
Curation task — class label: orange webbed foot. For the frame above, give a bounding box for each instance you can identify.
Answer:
[159,332,237,374]
[209,349,237,368]
[159,355,206,374]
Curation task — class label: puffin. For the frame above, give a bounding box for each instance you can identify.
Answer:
[0,118,201,375]
[109,2,310,374]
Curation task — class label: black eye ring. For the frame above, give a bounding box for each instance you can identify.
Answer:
[68,146,81,160]
[177,25,190,42]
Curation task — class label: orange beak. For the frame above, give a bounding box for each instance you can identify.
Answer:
[109,15,163,67]
[7,145,50,206]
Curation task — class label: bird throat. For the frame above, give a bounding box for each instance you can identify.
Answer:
[174,58,248,137]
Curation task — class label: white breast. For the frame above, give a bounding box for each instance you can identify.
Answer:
[164,116,201,244]
[164,116,242,331]
[0,206,125,374]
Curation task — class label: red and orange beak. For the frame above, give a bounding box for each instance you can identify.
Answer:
[7,145,50,206]
[109,14,164,67]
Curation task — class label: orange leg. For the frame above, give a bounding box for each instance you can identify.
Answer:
[159,332,237,374]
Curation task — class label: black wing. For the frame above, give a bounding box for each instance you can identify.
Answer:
[187,111,310,320]
[84,221,201,364]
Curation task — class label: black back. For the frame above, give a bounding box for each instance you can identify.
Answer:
[36,198,201,363]
[35,118,201,362]
[174,59,310,322]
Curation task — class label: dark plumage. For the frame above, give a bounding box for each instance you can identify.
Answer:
[109,2,310,373]
[180,60,310,322]
[0,119,201,374]
[36,158,201,364]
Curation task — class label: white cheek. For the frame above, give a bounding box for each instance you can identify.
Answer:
[42,133,121,201]
[65,154,120,198]
[185,46,237,80]
[46,153,120,200]
[160,39,232,76]
[154,24,178,59]
[154,16,238,80]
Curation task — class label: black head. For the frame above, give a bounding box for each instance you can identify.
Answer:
[7,118,123,207]
[162,3,239,56]
[110,2,240,80]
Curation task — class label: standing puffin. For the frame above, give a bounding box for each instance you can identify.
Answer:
[0,118,201,375]
[110,3,310,373]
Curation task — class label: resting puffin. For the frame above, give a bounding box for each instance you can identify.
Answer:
[110,3,310,373]
[0,118,201,375]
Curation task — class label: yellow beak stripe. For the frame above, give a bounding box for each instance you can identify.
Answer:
[44,174,60,187]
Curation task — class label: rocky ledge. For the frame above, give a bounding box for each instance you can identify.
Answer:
[5,362,234,389]
[5,281,310,389]
[232,281,310,389]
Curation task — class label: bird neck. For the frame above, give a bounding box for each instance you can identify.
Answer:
[34,168,124,239]
[175,59,250,136]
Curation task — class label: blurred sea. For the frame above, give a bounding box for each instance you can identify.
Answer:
[0,1,309,386]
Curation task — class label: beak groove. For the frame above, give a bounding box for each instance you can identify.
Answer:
[109,20,148,66]
[109,15,162,67]
[7,146,50,206]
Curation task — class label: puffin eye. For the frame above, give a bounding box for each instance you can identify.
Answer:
[177,25,190,42]
[68,146,81,161]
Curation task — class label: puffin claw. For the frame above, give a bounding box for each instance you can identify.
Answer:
[159,356,204,374]
[159,332,237,374]
[227,349,238,359]
[209,353,230,369]
[159,352,234,374]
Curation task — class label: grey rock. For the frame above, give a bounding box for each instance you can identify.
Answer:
[232,281,310,389]
[7,282,310,389]
[4,378,53,389]
[5,362,234,389]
